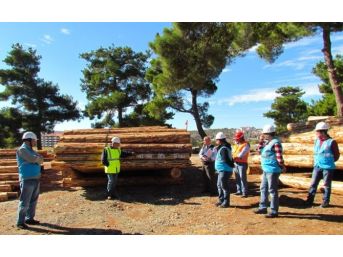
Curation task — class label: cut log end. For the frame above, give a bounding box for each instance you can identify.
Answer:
[170,168,182,179]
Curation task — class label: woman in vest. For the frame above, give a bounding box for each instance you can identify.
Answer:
[101,137,134,200]
[16,132,44,229]
[214,132,234,208]
[306,122,340,208]
[232,130,250,198]
[254,125,285,218]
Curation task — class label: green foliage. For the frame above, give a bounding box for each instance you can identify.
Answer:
[264,86,308,133]
[307,55,343,116]
[80,45,165,127]
[0,107,23,148]
[0,44,81,149]
[148,23,238,137]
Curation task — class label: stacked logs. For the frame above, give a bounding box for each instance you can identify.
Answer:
[51,126,192,188]
[0,149,58,202]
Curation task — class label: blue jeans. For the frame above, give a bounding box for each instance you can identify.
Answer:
[17,179,40,225]
[107,173,119,197]
[259,172,280,214]
[308,167,334,204]
[217,172,232,206]
[234,163,248,195]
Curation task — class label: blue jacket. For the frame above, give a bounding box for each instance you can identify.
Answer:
[314,138,336,170]
[215,145,234,172]
[16,143,42,181]
[261,138,282,173]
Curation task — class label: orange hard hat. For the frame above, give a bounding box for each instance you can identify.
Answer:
[234,130,244,140]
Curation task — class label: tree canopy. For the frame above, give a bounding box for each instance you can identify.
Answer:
[0,43,81,149]
[264,86,308,133]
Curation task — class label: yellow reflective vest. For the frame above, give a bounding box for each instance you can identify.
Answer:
[104,147,121,174]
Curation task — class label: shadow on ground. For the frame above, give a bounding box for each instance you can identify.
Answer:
[22,222,142,235]
[279,212,343,223]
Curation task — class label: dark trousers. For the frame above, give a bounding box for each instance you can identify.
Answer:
[308,167,334,204]
[107,173,119,197]
[202,162,217,194]
[217,171,232,205]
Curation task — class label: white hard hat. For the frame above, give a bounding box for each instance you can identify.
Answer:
[215,132,226,140]
[111,137,121,144]
[262,124,276,134]
[22,131,38,140]
[315,122,330,131]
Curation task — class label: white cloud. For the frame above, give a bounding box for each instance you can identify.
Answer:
[24,43,37,48]
[332,34,343,42]
[41,34,54,44]
[264,54,322,70]
[210,83,321,107]
[247,44,259,53]
[284,36,320,49]
[60,28,70,35]
[222,68,231,73]
[332,44,343,55]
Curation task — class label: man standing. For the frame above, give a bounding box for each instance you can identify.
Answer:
[232,130,250,198]
[306,122,340,208]
[254,125,285,218]
[101,136,134,200]
[16,131,44,229]
[214,132,234,208]
[198,136,216,195]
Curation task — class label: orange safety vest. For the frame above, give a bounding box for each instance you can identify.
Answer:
[232,142,250,163]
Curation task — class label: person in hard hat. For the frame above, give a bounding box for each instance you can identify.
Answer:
[254,125,285,218]
[214,132,234,208]
[198,136,217,195]
[305,122,340,208]
[16,131,44,229]
[232,130,250,198]
[101,136,134,200]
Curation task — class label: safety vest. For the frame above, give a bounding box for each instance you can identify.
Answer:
[314,138,336,170]
[215,146,233,172]
[232,142,250,163]
[261,138,282,173]
[104,147,121,174]
[16,143,41,181]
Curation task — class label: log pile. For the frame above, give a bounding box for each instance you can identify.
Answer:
[248,116,343,173]
[280,174,343,195]
[0,149,60,202]
[51,126,192,188]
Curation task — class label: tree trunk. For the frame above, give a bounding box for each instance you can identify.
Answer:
[321,25,343,117]
[118,107,123,127]
[35,130,42,150]
[190,89,207,139]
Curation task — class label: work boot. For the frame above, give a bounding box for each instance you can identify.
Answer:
[254,208,267,214]
[305,195,314,207]
[233,192,242,196]
[215,202,223,207]
[16,223,29,229]
[320,202,330,208]
[265,213,278,218]
[25,219,40,225]
[219,203,230,208]
[241,194,248,198]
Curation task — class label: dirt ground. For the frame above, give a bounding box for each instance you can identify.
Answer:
[1,155,343,235]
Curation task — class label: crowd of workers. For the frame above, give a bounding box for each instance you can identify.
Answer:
[13,121,340,229]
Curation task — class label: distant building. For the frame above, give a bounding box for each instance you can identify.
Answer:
[41,131,63,147]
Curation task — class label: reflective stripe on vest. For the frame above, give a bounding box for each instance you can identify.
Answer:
[104,147,121,174]
[215,146,233,172]
[261,138,282,173]
[232,142,250,163]
[314,138,336,170]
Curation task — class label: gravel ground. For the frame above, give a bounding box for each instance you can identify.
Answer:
[1,156,343,235]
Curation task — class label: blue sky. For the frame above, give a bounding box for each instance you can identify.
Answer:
[1,23,343,131]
